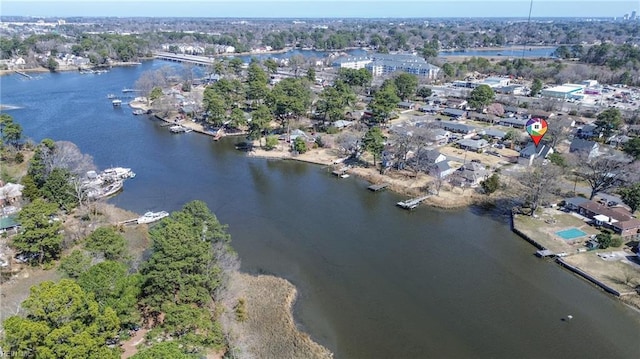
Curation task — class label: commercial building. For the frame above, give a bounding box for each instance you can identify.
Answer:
[541,84,584,99]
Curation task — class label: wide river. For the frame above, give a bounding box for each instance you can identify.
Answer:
[2,62,639,358]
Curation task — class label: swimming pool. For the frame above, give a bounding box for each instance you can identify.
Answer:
[556,228,588,240]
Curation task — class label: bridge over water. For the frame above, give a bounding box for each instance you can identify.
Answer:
[153,52,217,66]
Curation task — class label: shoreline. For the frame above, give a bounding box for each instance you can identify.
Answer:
[0,61,143,77]
[221,272,333,358]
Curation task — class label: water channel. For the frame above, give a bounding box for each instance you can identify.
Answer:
[1,60,638,358]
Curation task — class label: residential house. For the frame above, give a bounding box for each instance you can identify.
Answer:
[569,138,599,159]
[457,138,490,152]
[577,124,600,139]
[611,219,640,238]
[332,120,354,129]
[442,108,467,119]
[419,105,439,113]
[519,143,554,166]
[438,121,476,136]
[498,117,527,129]
[577,200,636,235]
[453,161,489,186]
[447,99,468,109]
[480,128,506,140]
[427,128,451,146]
[430,160,454,179]
[563,197,589,211]
[397,101,417,110]
[424,149,447,164]
[503,106,520,116]
[470,112,492,123]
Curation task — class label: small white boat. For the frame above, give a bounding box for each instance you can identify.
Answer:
[103,167,135,179]
[112,99,122,107]
[339,173,350,178]
[137,211,169,224]
[132,109,146,115]
[87,181,123,199]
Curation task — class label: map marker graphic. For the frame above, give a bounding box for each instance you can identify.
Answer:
[526,117,548,146]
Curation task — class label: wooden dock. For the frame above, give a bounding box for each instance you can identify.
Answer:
[536,249,555,258]
[396,195,430,210]
[368,183,390,192]
[14,70,32,79]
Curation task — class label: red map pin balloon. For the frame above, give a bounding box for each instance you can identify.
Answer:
[526,118,548,146]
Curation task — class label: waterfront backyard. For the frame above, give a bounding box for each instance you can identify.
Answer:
[514,208,640,301]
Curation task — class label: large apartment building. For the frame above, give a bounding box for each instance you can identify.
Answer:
[332,53,440,79]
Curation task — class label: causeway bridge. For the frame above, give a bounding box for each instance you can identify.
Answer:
[153,52,217,66]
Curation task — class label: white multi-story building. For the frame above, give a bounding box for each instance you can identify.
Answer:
[332,53,440,79]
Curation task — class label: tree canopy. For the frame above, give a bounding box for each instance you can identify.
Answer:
[2,280,120,359]
[13,198,62,265]
[362,126,385,170]
[468,84,495,110]
[619,183,640,213]
[393,73,419,101]
[594,108,622,138]
[369,82,400,123]
[84,227,127,261]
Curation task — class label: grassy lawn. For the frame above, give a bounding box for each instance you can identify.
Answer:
[514,209,599,254]
[563,252,640,295]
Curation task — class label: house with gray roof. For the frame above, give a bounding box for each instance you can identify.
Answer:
[570,138,599,159]
[498,117,527,128]
[442,108,467,119]
[457,138,490,152]
[480,128,506,139]
[430,160,454,178]
[519,143,554,166]
[437,121,476,135]
[453,161,489,186]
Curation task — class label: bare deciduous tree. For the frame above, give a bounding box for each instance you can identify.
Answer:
[571,153,638,200]
[517,164,562,216]
[42,141,96,177]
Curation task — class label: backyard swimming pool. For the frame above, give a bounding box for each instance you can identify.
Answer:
[556,228,588,240]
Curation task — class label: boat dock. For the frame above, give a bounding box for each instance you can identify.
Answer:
[14,70,32,79]
[332,167,349,178]
[396,195,430,210]
[368,183,390,192]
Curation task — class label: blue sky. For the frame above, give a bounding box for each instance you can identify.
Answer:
[2,1,638,18]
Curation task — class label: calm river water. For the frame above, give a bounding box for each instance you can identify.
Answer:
[1,62,638,358]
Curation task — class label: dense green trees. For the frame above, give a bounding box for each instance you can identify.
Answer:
[246,62,269,106]
[619,183,640,213]
[481,174,500,194]
[594,108,622,138]
[337,68,372,91]
[369,82,400,123]
[0,114,23,146]
[530,78,543,97]
[316,80,356,123]
[622,137,640,160]
[84,227,127,261]
[362,126,385,170]
[58,249,92,278]
[12,198,62,265]
[41,168,76,212]
[416,86,433,100]
[393,73,419,101]
[267,77,312,126]
[137,201,230,352]
[131,342,198,359]
[248,104,272,145]
[2,280,120,359]
[468,84,495,110]
[78,261,142,328]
